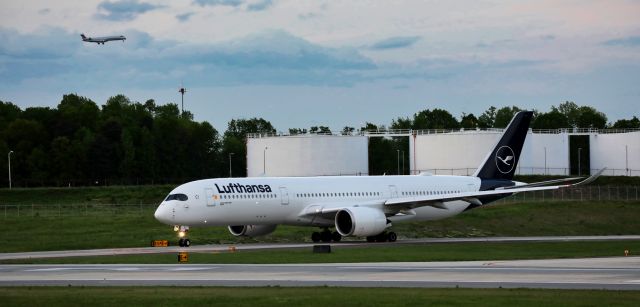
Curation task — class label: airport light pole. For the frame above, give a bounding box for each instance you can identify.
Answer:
[228,152,234,178]
[263,147,268,175]
[8,150,13,189]
[397,150,400,175]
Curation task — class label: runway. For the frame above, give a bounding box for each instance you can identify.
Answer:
[1,257,639,290]
[1,235,639,261]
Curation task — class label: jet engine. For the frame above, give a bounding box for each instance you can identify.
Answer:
[335,207,387,237]
[228,225,277,237]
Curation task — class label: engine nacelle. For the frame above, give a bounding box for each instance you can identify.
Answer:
[335,207,387,237]
[228,225,277,237]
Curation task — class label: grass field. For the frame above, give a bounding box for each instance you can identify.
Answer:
[1,287,639,306]
[1,201,639,253]
[2,240,638,264]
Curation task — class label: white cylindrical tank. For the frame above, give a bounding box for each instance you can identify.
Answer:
[410,131,570,176]
[590,131,640,176]
[247,135,369,177]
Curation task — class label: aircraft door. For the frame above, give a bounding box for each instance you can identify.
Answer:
[279,187,289,205]
[205,188,218,206]
[389,185,398,198]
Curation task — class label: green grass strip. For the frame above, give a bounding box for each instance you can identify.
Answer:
[0,287,639,306]
[3,241,639,264]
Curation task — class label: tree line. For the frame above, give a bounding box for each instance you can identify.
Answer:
[0,95,638,187]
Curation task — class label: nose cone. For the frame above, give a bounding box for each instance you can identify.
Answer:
[154,203,172,225]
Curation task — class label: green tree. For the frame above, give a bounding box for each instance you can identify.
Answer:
[460,113,479,129]
[341,126,355,135]
[612,116,640,128]
[531,108,568,129]
[56,94,99,137]
[494,106,522,128]
[0,101,22,132]
[390,117,412,130]
[51,136,75,185]
[412,108,459,130]
[288,128,307,135]
[310,126,332,134]
[558,101,581,127]
[223,118,276,177]
[478,106,497,128]
[576,106,607,128]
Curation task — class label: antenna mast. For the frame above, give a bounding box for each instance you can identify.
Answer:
[178,82,187,114]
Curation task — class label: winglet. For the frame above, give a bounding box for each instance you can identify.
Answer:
[569,167,606,187]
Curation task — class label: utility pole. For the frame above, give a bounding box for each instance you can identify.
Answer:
[8,151,13,189]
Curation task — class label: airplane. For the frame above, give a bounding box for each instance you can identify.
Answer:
[80,33,126,45]
[154,111,603,247]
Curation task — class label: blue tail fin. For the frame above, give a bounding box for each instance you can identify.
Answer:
[473,111,533,180]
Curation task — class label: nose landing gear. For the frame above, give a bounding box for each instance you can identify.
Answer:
[174,225,191,247]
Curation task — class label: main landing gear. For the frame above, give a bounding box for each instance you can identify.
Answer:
[366,231,397,243]
[311,228,342,243]
[310,229,398,243]
[174,225,191,247]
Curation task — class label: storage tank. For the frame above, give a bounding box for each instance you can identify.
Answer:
[247,135,369,177]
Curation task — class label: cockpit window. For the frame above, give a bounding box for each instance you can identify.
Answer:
[165,193,188,201]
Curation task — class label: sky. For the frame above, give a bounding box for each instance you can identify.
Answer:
[1,0,639,132]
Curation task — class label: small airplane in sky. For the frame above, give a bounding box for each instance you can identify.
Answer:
[80,33,126,45]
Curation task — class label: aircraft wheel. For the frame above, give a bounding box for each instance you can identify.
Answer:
[366,236,376,243]
[320,231,332,243]
[375,232,388,242]
[184,238,191,247]
[387,232,397,242]
[331,231,342,242]
[178,238,184,247]
[311,232,321,243]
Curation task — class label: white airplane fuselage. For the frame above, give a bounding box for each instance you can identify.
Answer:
[154,174,481,227]
[153,111,588,244]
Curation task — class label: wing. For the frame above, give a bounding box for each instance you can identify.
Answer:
[498,168,605,190]
[384,185,557,210]
[386,169,605,211]
[298,169,605,219]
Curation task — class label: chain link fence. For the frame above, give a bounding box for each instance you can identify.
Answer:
[1,185,638,219]
[417,168,640,177]
[0,203,157,218]
[496,185,640,204]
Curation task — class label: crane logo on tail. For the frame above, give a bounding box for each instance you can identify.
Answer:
[495,146,515,174]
